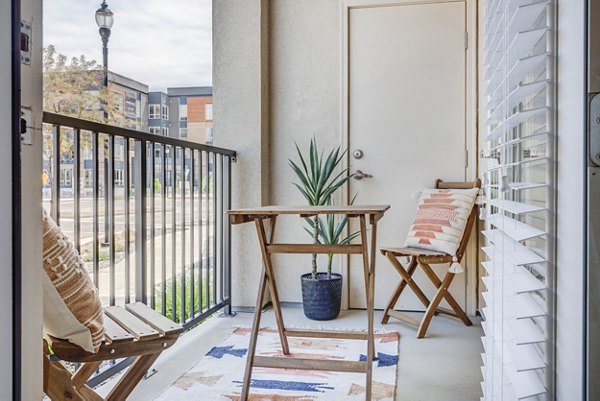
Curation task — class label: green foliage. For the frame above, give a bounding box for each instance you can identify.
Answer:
[83,249,109,262]
[42,45,138,185]
[154,271,210,324]
[304,195,360,276]
[289,138,352,206]
[289,138,356,278]
[43,44,104,124]
[43,45,135,128]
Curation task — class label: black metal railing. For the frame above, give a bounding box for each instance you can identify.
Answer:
[42,112,235,329]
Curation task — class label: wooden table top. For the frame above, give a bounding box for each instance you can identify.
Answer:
[227,205,390,216]
[227,205,390,224]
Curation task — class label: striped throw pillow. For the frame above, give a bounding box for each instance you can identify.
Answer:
[42,210,104,353]
[404,187,479,256]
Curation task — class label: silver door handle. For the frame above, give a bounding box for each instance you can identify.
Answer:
[354,170,373,180]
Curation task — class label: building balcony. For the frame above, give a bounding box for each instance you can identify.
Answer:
[42,111,484,400]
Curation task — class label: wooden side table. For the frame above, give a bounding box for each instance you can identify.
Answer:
[228,205,390,401]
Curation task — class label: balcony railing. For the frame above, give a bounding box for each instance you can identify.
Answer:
[42,111,236,383]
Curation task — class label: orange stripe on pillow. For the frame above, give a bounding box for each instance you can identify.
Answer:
[414,231,436,238]
[413,219,452,226]
[413,225,444,232]
[418,204,459,211]
[423,199,456,204]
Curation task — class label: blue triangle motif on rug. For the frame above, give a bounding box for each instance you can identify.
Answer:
[359,352,398,367]
[206,345,248,359]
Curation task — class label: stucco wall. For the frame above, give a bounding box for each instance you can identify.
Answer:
[214,0,343,307]
[213,0,270,308]
[268,0,342,303]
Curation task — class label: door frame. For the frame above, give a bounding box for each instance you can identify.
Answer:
[587,0,599,398]
[339,0,479,313]
[2,0,22,399]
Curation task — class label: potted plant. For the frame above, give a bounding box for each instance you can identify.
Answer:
[289,138,357,320]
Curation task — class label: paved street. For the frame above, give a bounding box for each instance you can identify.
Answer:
[43,193,216,242]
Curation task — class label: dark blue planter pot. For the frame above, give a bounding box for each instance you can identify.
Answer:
[301,272,343,321]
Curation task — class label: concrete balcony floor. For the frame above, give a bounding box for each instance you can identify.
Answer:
[97,307,483,401]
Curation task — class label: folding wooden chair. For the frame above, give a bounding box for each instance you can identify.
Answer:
[43,302,183,401]
[380,179,481,338]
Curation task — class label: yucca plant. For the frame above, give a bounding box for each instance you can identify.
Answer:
[304,196,360,278]
[289,138,355,279]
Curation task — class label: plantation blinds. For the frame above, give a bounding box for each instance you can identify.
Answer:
[480,1,555,400]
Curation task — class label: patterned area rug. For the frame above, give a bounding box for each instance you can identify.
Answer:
[154,327,399,401]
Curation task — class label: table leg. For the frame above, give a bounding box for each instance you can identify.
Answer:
[241,217,280,400]
[359,216,370,307]
[366,218,378,401]
[255,218,290,355]
[240,266,268,401]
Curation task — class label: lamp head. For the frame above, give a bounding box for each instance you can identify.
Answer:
[95,1,114,30]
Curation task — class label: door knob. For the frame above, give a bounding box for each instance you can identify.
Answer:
[353,170,373,180]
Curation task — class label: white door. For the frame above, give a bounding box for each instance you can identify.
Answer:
[346,1,468,310]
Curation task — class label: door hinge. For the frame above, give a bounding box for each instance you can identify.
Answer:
[464,32,469,50]
[465,149,469,168]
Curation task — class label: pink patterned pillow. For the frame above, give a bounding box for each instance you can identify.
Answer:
[404,187,479,256]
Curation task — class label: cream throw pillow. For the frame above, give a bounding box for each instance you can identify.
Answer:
[404,187,479,256]
[42,210,104,353]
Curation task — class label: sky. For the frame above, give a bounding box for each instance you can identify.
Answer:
[43,0,212,92]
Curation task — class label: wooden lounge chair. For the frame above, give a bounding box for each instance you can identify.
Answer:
[43,302,183,401]
[380,179,481,338]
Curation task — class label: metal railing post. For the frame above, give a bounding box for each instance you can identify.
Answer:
[51,124,60,222]
[134,139,148,303]
[224,156,233,315]
[73,129,81,252]
[103,141,109,243]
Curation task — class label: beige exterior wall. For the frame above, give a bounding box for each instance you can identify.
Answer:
[214,0,342,307]
[213,0,271,308]
[188,121,211,144]
[268,0,343,304]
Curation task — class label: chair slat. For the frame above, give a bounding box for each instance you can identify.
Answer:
[435,179,481,189]
[125,302,183,336]
[103,312,136,343]
[379,246,447,257]
[105,306,160,340]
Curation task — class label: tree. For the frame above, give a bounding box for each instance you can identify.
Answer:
[42,45,135,190]
[43,44,133,126]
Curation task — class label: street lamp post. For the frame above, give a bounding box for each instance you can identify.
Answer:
[96,1,113,244]
[95,1,113,115]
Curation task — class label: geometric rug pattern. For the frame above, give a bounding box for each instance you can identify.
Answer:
[154,327,399,401]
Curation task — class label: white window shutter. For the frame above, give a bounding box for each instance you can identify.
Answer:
[481,1,555,400]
